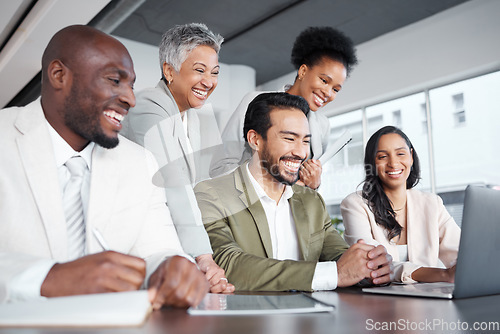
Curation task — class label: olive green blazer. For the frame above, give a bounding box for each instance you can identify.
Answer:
[194,165,348,291]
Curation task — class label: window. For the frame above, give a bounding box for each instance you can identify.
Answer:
[329,122,363,167]
[420,103,428,134]
[318,110,364,206]
[452,93,466,126]
[429,71,500,224]
[367,115,383,138]
[392,110,401,127]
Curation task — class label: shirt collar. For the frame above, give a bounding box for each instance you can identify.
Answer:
[45,119,94,171]
[245,163,294,203]
[182,110,189,136]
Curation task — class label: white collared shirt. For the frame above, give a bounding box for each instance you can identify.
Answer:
[245,164,338,290]
[46,120,94,218]
[246,164,300,260]
[181,111,194,155]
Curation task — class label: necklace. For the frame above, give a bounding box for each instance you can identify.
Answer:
[393,203,407,212]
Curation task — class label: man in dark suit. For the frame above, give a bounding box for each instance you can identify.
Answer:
[195,92,393,291]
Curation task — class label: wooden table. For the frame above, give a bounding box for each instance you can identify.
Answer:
[1,288,499,333]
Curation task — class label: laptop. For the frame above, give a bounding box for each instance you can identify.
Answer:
[363,185,500,299]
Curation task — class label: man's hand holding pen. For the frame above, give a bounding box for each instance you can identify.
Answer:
[41,231,209,308]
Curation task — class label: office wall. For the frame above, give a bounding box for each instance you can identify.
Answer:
[258,0,500,117]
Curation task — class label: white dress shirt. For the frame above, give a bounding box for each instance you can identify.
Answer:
[181,111,194,155]
[8,120,94,302]
[246,164,338,290]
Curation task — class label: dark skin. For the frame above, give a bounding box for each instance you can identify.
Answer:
[39,25,208,308]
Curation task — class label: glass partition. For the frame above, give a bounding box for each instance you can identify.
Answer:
[319,110,364,207]
[429,71,500,223]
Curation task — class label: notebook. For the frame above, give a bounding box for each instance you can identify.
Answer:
[0,290,152,327]
[363,185,500,299]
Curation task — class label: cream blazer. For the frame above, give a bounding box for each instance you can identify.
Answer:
[341,189,461,283]
[0,100,187,302]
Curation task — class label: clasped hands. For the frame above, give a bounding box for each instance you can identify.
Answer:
[337,239,394,287]
[41,252,216,309]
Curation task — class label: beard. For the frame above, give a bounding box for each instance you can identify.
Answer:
[63,82,119,149]
[260,145,301,186]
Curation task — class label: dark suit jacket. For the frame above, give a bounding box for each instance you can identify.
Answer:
[194,165,348,291]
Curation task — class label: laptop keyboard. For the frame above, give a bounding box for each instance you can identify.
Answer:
[412,283,454,294]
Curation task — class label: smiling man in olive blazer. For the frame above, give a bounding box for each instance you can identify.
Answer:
[194,93,393,291]
[195,165,348,291]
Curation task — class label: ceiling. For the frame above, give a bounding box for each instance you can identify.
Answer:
[112,0,469,85]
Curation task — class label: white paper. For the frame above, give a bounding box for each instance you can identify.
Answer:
[0,290,151,327]
[318,129,352,165]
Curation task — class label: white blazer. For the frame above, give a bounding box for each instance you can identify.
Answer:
[121,80,222,257]
[0,100,187,302]
[341,189,461,283]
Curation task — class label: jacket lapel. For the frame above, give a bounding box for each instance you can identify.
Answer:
[176,110,198,183]
[235,166,273,258]
[406,189,415,262]
[176,129,196,183]
[161,83,197,184]
[187,109,201,153]
[307,112,322,159]
[289,189,311,260]
[15,101,68,260]
[186,109,200,181]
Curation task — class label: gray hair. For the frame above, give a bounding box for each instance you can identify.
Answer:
[159,23,224,73]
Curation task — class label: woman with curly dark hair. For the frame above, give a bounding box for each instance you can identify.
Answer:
[341,126,461,283]
[210,27,358,190]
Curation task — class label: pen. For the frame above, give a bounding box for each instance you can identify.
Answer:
[92,228,110,251]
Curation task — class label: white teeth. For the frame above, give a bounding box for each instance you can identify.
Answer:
[283,160,300,169]
[193,88,208,98]
[313,94,325,106]
[103,110,123,123]
[388,170,403,175]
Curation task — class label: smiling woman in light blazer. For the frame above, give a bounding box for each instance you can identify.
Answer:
[121,23,233,293]
[341,126,461,283]
[210,27,358,190]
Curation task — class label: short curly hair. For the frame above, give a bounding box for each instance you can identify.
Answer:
[291,26,358,77]
[159,23,223,73]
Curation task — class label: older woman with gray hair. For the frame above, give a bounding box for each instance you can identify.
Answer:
[121,23,234,293]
